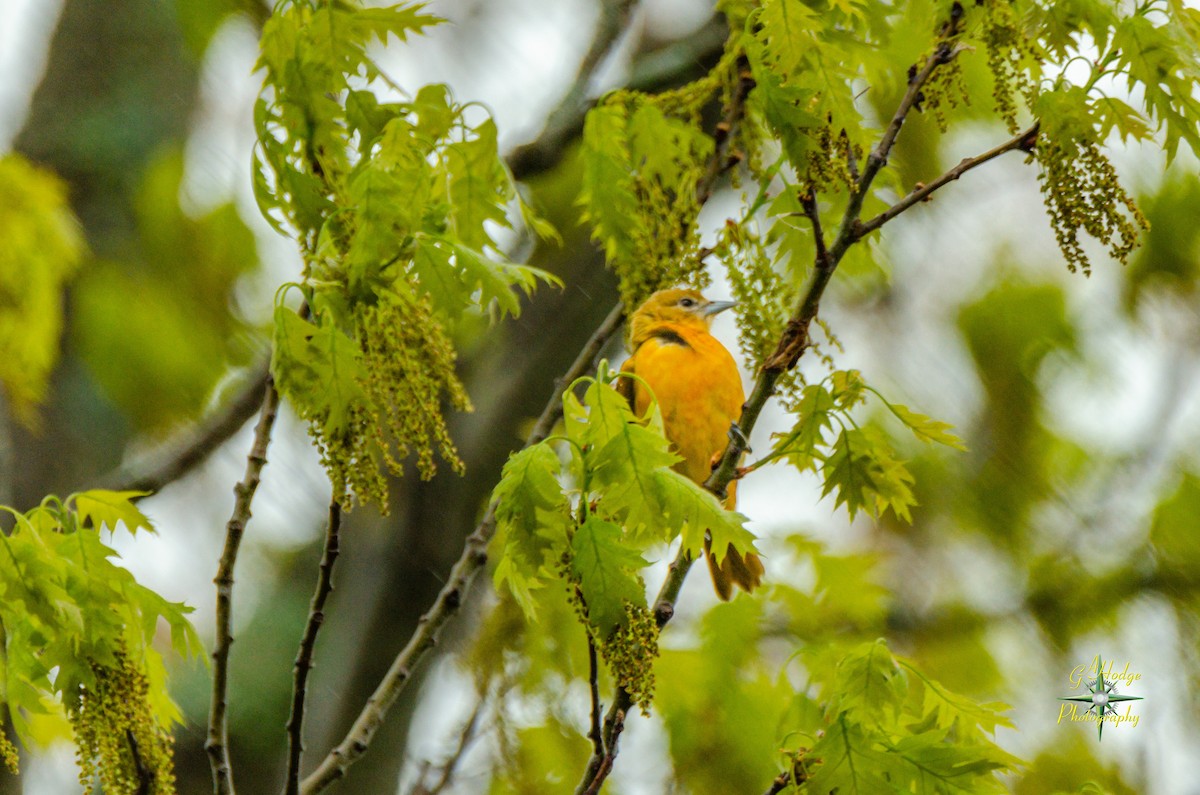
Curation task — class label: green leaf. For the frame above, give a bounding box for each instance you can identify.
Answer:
[350,3,443,46]
[493,556,545,622]
[887,403,967,451]
[444,118,511,250]
[831,639,907,732]
[1149,472,1200,566]
[830,370,867,410]
[72,490,154,536]
[490,444,573,617]
[492,444,571,546]
[271,306,367,439]
[771,383,835,473]
[570,516,648,634]
[900,659,1015,740]
[806,715,900,794]
[579,103,639,267]
[821,426,916,522]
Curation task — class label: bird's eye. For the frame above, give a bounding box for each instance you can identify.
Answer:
[679,297,696,308]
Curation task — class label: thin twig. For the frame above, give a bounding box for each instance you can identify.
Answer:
[587,633,604,759]
[508,0,637,179]
[283,500,343,795]
[410,696,488,795]
[799,190,829,269]
[98,362,271,495]
[580,710,625,795]
[125,729,152,795]
[763,771,791,795]
[298,302,626,795]
[855,122,1039,239]
[206,375,281,795]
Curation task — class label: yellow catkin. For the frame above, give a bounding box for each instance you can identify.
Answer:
[599,604,660,715]
[68,651,176,795]
[1037,132,1148,275]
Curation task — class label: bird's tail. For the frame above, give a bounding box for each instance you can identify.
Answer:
[706,539,764,601]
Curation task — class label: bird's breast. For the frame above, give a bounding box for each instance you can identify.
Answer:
[630,331,744,484]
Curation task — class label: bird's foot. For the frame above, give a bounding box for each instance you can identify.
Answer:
[727,422,752,454]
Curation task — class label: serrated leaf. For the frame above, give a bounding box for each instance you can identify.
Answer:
[806,715,901,794]
[72,490,154,536]
[570,516,647,634]
[899,659,1015,740]
[445,118,511,250]
[833,639,907,731]
[350,3,443,45]
[887,731,1019,793]
[271,306,366,439]
[494,555,545,622]
[491,444,573,594]
[492,444,570,541]
[888,403,967,451]
[830,370,867,409]
[579,103,639,266]
[821,426,916,522]
[771,383,834,472]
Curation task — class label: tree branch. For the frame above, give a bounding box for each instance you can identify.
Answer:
[580,710,624,795]
[98,362,271,495]
[283,500,342,795]
[298,302,626,795]
[587,633,604,760]
[762,771,792,795]
[508,0,637,180]
[855,122,1039,240]
[206,374,281,795]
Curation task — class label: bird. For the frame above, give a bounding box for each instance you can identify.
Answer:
[617,287,763,600]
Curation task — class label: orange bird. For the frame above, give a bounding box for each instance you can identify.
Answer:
[618,287,763,600]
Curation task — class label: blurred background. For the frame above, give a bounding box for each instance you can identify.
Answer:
[1,0,1198,793]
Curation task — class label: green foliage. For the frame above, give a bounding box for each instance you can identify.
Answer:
[0,491,201,783]
[489,367,758,708]
[579,83,719,309]
[0,154,84,427]
[764,370,963,522]
[255,0,557,508]
[656,598,792,792]
[788,640,1021,794]
[957,280,1076,541]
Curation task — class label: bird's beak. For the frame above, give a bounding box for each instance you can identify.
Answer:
[702,300,737,317]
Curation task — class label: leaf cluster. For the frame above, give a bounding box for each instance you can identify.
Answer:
[579,84,719,309]
[765,370,964,523]
[489,368,759,706]
[785,639,1021,794]
[0,492,202,775]
[253,1,558,507]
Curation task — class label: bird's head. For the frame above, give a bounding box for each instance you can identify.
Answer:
[629,288,736,345]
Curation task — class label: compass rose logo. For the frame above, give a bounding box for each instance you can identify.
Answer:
[1057,654,1143,741]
